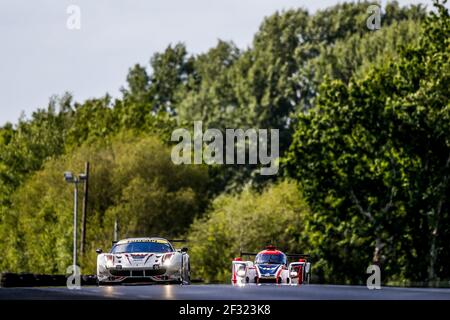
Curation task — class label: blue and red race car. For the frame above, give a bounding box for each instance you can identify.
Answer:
[231,245,311,285]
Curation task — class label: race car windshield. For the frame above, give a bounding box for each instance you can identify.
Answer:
[255,253,286,265]
[111,242,173,254]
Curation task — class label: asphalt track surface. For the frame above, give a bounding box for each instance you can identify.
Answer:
[1,284,450,300]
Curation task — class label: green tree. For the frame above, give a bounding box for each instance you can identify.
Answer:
[175,2,426,193]
[2,134,208,274]
[149,43,195,114]
[285,1,449,283]
[65,95,119,148]
[187,180,310,282]
[0,94,73,195]
[176,40,240,128]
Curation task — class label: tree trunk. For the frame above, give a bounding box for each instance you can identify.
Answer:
[427,153,450,281]
[428,230,437,281]
[372,237,383,266]
[428,206,441,281]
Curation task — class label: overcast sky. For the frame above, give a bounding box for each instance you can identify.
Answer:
[0,0,434,126]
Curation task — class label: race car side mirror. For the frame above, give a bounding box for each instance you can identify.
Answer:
[96,248,103,254]
[181,247,188,253]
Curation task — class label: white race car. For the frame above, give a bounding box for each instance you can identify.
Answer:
[96,237,190,285]
[231,245,311,285]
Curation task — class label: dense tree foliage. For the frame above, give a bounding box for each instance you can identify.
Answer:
[187,180,310,283]
[176,1,426,191]
[285,1,449,283]
[1,134,207,273]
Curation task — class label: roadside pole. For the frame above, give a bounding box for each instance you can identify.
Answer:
[73,181,78,268]
[80,162,89,256]
[64,171,87,269]
[114,218,118,242]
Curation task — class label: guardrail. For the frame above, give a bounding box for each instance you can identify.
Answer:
[0,273,97,287]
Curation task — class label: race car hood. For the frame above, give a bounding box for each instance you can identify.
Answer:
[124,253,160,267]
[104,252,171,268]
[256,264,282,277]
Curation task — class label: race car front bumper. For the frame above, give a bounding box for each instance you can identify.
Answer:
[108,267,167,277]
[97,265,181,283]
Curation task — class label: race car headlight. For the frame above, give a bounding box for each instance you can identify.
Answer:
[105,255,114,268]
[290,271,298,277]
[236,265,246,277]
[162,253,174,265]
